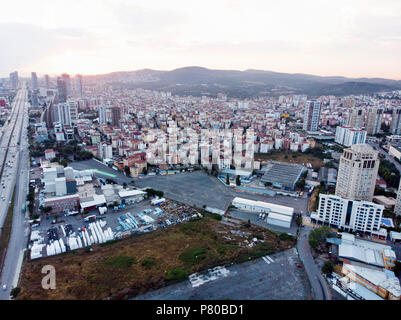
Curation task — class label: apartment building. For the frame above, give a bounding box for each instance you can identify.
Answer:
[335,126,367,147]
[312,194,383,233]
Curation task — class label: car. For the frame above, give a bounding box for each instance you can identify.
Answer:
[2,284,6,290]
[296,264,303,268]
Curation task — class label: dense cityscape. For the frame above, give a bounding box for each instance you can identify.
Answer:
[0,69,401,302]
[1,2,401,315]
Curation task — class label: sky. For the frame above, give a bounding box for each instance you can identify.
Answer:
[1,0,401,79]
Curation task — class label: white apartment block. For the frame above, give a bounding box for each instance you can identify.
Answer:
[335,126,367,147]
[335,144,379,202]
[312,194,383,233]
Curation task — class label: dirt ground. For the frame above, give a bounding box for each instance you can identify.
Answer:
[17,215,295,300]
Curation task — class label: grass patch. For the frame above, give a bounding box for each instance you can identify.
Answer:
[179,247,207,266]
[141,257,157,269]
[103,255,137,268]
[165,268,188,281]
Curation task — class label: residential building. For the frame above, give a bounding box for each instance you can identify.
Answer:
[391,107,401,135]
[335,126,367,147]
[303,100,321,132]
[312,194,383,233]
[347,107,365,129]
[366,106,384,135]
[335,144,379,201]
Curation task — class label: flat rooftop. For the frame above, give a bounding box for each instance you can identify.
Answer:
[261,163,304,188]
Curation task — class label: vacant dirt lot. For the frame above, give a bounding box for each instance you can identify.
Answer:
[255,151,324,169]
[18,215,295,300]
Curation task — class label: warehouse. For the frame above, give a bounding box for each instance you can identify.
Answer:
[261,163,305,190]
[118,189,146,204]
[231,197,294,228]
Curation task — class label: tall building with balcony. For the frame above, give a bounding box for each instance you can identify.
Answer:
[57,77,68,103]
[111,106,122,127]
[391,107,401,135]
[303,100,321,132]
[366,106,384,135]
[347,107,365,129]
[335,144,379,201]
[31,72,38,90]
[9,71,18,89]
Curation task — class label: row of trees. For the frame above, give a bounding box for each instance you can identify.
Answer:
[378,160,400,188]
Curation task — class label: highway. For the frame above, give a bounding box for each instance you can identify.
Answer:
[0,84,30,299]
[297,226,331,300]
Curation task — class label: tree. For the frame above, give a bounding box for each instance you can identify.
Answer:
[124,166,130,176]
[235,175,241,186]
[142,167,148,175]
[264,182,272,187]
[10,287,21,299]
[309,226,331,249]
[296,179,306,189]
[322,261,334,275]
[122,182,127,189]
[43,206,52,214]
[226,173,230,185]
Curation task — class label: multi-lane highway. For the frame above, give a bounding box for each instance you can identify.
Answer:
[0,84,30,299]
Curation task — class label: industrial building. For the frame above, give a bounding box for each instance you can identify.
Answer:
[342,263,400,300]
[261,163,305,190]
[231,197,293,228]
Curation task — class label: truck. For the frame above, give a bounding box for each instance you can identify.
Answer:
[151,198,166,206]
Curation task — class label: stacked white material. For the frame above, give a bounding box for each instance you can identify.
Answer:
[59,239,66,252]
[31,243,45,259]
[100,220,107,228]
[60,225,66,237]
[81,233,87,247]
[76,236,83,248]
[89,224,98,244]
[68,237,79,250]
[83,229,91,246]
[95,221,105,243]
[30,230,42,242]
[142,215,155,223]
[54,241,61,254]
[46,243,56,256]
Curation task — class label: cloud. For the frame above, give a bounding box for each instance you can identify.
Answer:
[0,23,100,74]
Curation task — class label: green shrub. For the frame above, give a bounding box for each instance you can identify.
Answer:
[141,257,157,269]
[103,255,137,268]
[165,268,188,281]
[179,247,207,265]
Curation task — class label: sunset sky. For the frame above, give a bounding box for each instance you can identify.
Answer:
[1,0,401,79]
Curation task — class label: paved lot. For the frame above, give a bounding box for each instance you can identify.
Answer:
[134,171,309,214]
[135,248,312,300]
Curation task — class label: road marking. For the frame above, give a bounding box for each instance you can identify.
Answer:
[262,257,270,264]
[266,256,274,263]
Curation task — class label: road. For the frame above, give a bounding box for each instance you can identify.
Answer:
[368,142,401,174]
[297,225,331,300]
[0,84,30,299]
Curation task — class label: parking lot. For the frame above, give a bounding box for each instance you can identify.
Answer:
[135,170,309,215]
[135,248,312,300]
